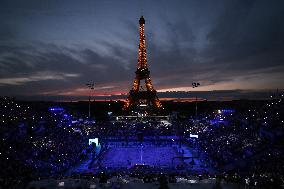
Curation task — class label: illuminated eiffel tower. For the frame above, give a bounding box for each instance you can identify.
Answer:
[123,16,162,111]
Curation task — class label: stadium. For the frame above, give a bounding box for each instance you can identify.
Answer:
[1,94,284,188]
[1,1,284,189]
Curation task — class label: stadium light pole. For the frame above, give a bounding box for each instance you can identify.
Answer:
[86,82,95,119]
[192,82,200,121]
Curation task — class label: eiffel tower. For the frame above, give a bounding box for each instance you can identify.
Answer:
[123,16,162,111]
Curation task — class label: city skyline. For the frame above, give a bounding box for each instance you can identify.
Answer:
[0,0,284,100]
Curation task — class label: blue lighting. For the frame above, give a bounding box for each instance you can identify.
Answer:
[219,109,235,113]
[49,107,64,111]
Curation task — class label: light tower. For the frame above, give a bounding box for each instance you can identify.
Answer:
[86,82,95,118]
[192,82,200,120]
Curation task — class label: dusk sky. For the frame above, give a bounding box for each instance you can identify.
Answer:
[0,0,284,100]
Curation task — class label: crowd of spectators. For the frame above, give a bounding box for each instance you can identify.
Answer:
[0,97,88,188]
[192,93,284,188]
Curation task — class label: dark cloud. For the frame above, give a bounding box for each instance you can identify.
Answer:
[0,25,17,41]
[0,42,133,96]
[205,0,284,66]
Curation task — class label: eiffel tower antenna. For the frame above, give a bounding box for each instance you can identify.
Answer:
[140,8,144,17]
[123,16,162,111]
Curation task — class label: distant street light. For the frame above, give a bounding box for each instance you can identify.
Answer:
[192,82,200,120]
[86,82,95,119]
